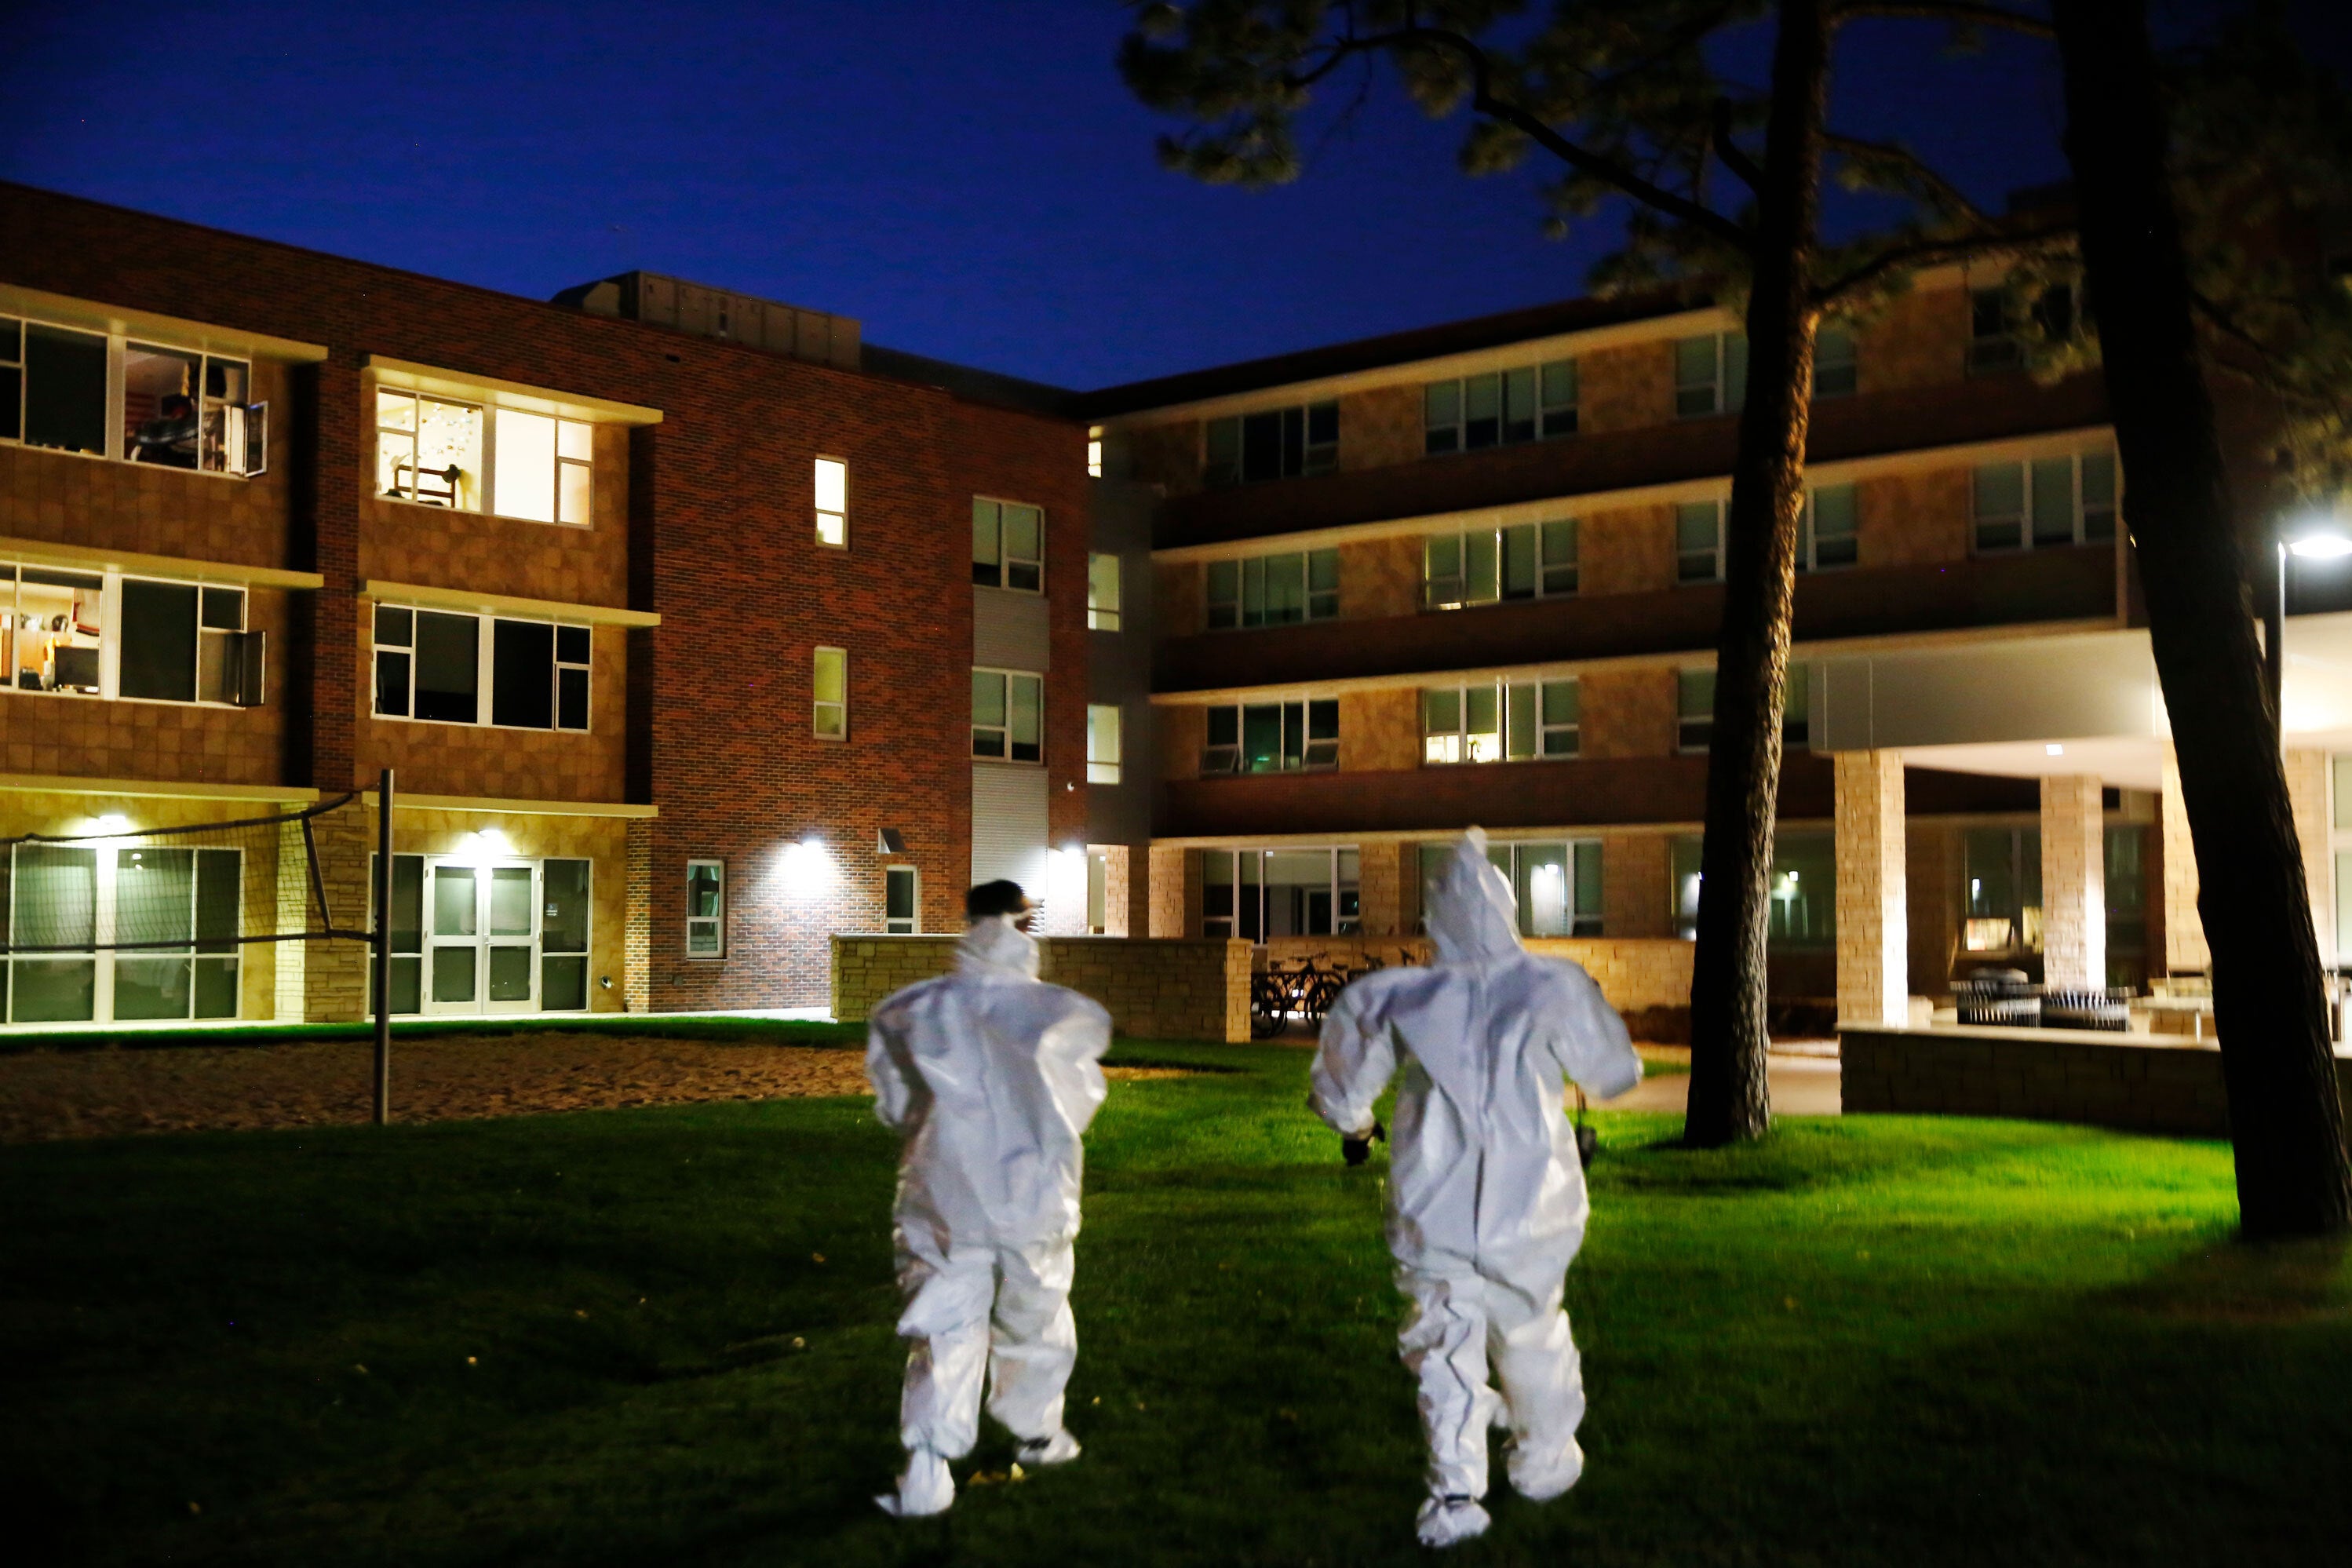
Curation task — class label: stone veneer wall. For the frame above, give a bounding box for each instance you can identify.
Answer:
[1254,934,1694,1015]
[1842,1025,2352,1137]
[831,935,1253,1043]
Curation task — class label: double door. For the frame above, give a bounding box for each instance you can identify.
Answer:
[425,859,545,1015]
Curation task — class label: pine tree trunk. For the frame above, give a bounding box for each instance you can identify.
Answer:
[1683,0,1829,1147]
[2051,0,2352,1234]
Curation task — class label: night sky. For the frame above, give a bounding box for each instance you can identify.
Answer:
[3,2,2346,390]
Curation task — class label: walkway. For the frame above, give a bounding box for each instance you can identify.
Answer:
[1608,1050,1843,1118]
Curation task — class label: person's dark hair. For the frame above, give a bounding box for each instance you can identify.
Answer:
[965,880,1030,921]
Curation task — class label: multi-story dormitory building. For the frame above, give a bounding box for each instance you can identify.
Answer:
[4,177,2345,1032]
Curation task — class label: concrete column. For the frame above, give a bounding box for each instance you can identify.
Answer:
[2040,775,2107,990]
[2160,745,2209,973]
[2285,749,2335,964]
[1834,751,1909,1026]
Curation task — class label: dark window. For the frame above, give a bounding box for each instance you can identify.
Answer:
[24,323,107,455]
[119,580,199,702]
[491,619,556,728]
[413,611,479,724]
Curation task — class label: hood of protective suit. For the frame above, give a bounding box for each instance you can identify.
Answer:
[954,913,1041,979]
[1426,828,1526,964]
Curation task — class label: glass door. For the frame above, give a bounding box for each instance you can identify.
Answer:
[425,862,481,1013]
[424,859,541,1014]
[483,862,538,1013]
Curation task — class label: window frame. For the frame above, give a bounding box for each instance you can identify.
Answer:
[1200,698,1339,775]
[1678,669,1716,753]
[1088,702,1123,784]
[1423,358,1579,455]
[0,313,268,479]
[1676,499,1727,585]
[1796,484,1860,572]
[1811,324,1858,399]
[814,457,848,549]
[972,497,1045,593]
[1087,552,1123,631]
[1201,845,1362,939]
[1203,400,1339,487]
[1423,520,1577,610]
[370,603,593,734]
[1,563,262,709]
[1675,331,1748,418]
[685,859,726,960]
[972,666,1045,764]
[1205,548,1339,630]
[373,385,595,526]
[1971,450,2120,555]
[813,645,848,739]
[884,862,921,935]
[1422,677,1578,764]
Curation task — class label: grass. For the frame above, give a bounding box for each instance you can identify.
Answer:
[6,1041,2351,1566]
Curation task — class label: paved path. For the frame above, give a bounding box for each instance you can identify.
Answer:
[1606,1052,1842,1117]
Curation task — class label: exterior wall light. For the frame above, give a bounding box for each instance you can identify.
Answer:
[783,837,836,898]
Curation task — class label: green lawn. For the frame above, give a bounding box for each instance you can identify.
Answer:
[6,1041,2350,1566]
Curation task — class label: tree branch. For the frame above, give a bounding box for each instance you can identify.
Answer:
[1712,97,1765,198]
[1281,25,1751,250]
[1811,219,2075,305]
[1821,131,1986,224]
[1829,1,2057,38]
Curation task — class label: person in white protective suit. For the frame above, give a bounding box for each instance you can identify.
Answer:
[865,878,1114,1519]
[1311,830,1644,1548]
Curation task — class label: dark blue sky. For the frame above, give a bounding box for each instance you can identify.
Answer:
[2,2,2343,389]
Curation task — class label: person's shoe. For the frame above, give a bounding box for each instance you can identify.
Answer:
[874,1447,954,1518]
[1509,1435,1584,1504]
[1415,1493,1491,1548]
[1015,1429,1082,1466]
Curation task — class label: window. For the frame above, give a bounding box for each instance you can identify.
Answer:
[1204,847,1360,939]
[886,863,920,934]
[972,498,1044,592]
[1424,521,1577,609]
[813,646,847,738]
[371,605,591,731]
[1088,552,1123,630]
[1202,698,1338,774]
[1088,703,1122,784]
[1783,662,1810,748]
[815,458,848,547]
[685,859,725,958]
[0,316,266,476]
[1679,669,1715,752]
[1961,827,2043,954]
[1205,401,1338,486]
[1676,331,1748,418]
[972,668,1043,762]
[1677,500,1727,583]
[1813,324,1858,399]
[1087,426,1104,479]
[1671,833,1833,944]
[1972,450,2119,552]
[1422,678,1577,764]
[387,855,593,1014]
[1797,484,1858,571]
[1424,359,1578,454]
[1206,549,1339,629]
[1420,839,1603,937]
[0,566,263,706]
[5,841,241,1024]
[374,390,589,523]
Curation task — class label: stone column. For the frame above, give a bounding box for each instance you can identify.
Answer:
[2040,775,2106,990]
[2160,745,2209,973]
[1147,844,1188,937]
[625,818,653,1012]
[2285,749,2335,964]
[1834,750,1909,1026]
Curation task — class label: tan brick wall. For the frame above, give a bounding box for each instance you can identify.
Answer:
[1581,502,1676,596]
[1835,750,1908,1026]
[2161,746,2209,972]
[1854,285,1969,396]
[830,933,1253,1042]
[302,799,374,1023]
[1340,534,1424,620]
[1156,560,1204,638]
[1356,841,1414,937]
[1159,705,1205,782]
[1340,687,1421,773]
[1339,384,1424,472]
[1602,830,1671,938]
[2040,775,2106,990]
[2285,748,2333,962]
[1858,469,1970,569]
[625,817,653,1012]
[1579,341,1675,433]
[1128,421,1200,496]
[1581,667,1676,758]
[1147,843,1189,938]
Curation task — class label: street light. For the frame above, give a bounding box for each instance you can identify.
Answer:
[2267,514,2352,732]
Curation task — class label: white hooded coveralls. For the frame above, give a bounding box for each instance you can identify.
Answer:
[866,916,1112,1467]
[1311,833,1641,1532]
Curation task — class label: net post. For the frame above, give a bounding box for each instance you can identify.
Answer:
[374,768,394,1126]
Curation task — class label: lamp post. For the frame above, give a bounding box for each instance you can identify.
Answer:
[2269,520,2352,738]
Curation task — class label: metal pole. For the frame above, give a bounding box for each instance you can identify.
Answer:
[374,766,393,1126]
[2266,538,2286,741]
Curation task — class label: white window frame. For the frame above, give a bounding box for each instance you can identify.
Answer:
[1676,499,1727,584]
[1423,359,1578,454]
[1088,552,1123,631]
[1088,702,1123,784]
[370,851,593,1016]
[370,603,593,733]
[4,841,244,1026]
[1417,838,1603,937]
[1205,548,1339,629]
[0,314,267,479]
[1422,678,1577,765]
[1679,669,1716,753]
[972,497,1045,593]
[1796,484,1860,572]
[685,859,725,960]
[1201,845,1362,939]
[1,564,261,708]
[814,645,848,739]
[374,385,595,525]
[815,457,848,548]
[885,862,921,935]
[1676,331,1748,418]
[1202,698,1339,775]
[1423,520,1577,610]
[1971,450,2120,555]
[972,666,1045,764]
[1204,401,1339,487]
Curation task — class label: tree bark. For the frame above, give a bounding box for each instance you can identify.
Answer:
[2051,0,2352,1235]
[1683,0,1830,1147]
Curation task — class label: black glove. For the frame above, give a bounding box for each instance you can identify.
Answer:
[1342,1119,1387,1167]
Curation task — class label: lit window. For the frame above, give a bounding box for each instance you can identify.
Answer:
[0,565,262,706]
[685,859,725,958]
[815,458,848,547]
[1676,332,1748,418]
[972,668,1043,762]
[1087,426,1104,479]
[492,408,594,525]
[1425,359,1577,454]
[1418,839,1602,936]
[1424,680,1576,764]
[1201,699,1337,774]
[1424,521,1575,609]
[376,391,483,511]
[1204,401,1337,486]
[1972,450,2118,553]
[1088,703,1123,784]
[814,646,847,738]
[972,498,1044,593]
[1205,548,1337,629]
[1088,552,1122,630]
[375,390,589,523]
[0,318,265,476]
[1677,500,1727,583]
